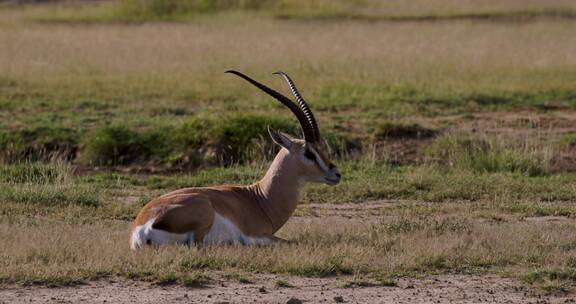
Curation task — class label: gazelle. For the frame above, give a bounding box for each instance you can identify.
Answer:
[130,70,341,249]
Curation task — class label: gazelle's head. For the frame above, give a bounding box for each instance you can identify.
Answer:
[226,70,341,186]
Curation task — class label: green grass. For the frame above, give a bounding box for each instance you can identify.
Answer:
[276,8,576,22]
[20,0,576,24]
[425,135,550,176]
[523,269,576,293]
[0,87,573,169]
[0,183,99,207]
[1,160,575,223]
[0,162,71,184]
[524,269,576,284]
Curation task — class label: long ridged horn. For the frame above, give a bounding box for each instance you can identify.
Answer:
[225,70,316,143]
[273,71,320,143]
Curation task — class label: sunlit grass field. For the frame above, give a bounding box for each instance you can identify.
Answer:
[1,0,576,293]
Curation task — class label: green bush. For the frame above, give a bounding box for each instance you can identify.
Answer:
[0,131,24,162]
[80,125,146,166]
[209,114,297,164]
[2,114,352,168]
[80,114,300,167]
[114,0,274,21]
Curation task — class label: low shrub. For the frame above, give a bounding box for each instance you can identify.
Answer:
[80,125,147,166]
[374,121,437,140]
[3,114,356,168]
[208,114,297,164]
[79,114,301,167]
[0,126,79,163]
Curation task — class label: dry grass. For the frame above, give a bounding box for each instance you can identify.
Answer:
[1,214,576,287]
[1,14,575,95]
[358,0,576,14]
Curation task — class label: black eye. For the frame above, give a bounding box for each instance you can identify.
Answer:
[304,149,316,161]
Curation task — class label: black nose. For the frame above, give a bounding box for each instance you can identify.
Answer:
[335,172,341,178]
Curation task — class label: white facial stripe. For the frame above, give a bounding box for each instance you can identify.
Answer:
[308,147,329,172]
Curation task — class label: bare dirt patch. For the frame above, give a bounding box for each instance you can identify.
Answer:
[1,274,574,304]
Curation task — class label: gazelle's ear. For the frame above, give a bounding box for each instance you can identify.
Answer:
[268,127,295,151]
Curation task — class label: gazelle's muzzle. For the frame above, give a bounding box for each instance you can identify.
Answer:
[324,164,341,185]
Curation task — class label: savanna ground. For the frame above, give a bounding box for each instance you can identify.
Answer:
[1,0,576,303]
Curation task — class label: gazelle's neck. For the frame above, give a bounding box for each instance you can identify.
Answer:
[250,148,304,232]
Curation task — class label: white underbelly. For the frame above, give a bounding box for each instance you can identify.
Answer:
[130,213,271,250]
[203,213,271,246]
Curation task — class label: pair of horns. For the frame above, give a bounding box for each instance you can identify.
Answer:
[225,70,320,143]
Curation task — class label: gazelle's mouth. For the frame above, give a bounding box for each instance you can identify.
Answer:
[324,177,340,185]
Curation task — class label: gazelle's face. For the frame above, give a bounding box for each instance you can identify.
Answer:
[297,141,341,185]
[269,129,341,186]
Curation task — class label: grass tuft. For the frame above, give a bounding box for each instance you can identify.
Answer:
[0,182,100,207]
[524,269,576,284]
[281,256,353,277]
[0,162,71,184]
[426,135,549,176]
[0,162,99,207]
[560,133,576,147]
[274,279,292,288]
[156,272,210,287]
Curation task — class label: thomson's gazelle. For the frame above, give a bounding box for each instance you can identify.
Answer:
[130,71,341,249]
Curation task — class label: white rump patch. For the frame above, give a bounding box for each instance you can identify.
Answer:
[130,218,193,250]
